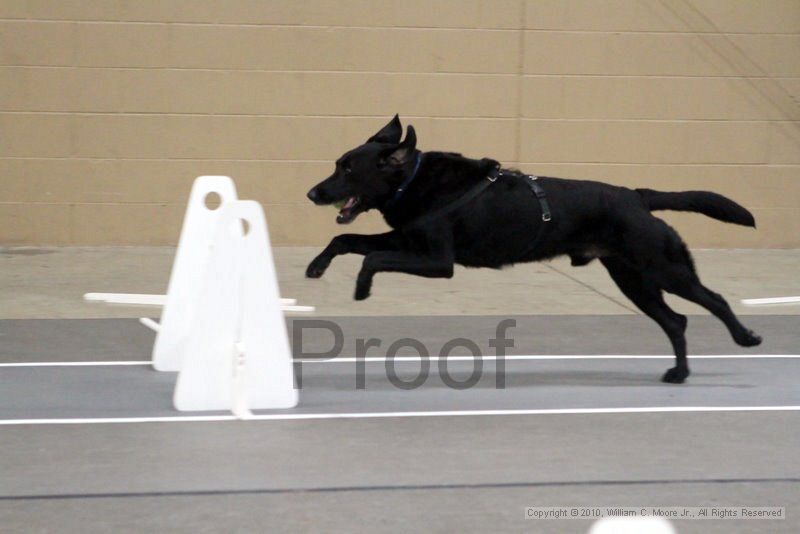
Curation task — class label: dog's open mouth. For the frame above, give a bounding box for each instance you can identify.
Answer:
[336,196,362,224]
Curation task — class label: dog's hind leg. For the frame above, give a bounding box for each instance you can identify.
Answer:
[617,215,760,367]
[634,223,762,348]
[601,257,690,383]
[657,262,762,348]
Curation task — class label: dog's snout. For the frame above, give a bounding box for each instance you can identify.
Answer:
[307,187,320,203]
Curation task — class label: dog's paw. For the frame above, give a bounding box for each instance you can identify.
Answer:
[306,257,330,279]
[354,272,373,300]
[569,254,594,267]
[734,329,762,347]
[661,366,690,384]
[354,284,371,301]
[306,265,325,279]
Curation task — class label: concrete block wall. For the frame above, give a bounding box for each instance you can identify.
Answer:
[0,0,798,246]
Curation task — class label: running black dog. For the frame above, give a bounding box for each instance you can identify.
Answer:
[306,115,762,383]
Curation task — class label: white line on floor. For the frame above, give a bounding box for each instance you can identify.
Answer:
[305,354,800,363]
[1,406,799,426]
[0,361,151,367]
[1,354,798,367]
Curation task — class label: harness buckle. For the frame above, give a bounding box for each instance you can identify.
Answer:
[487,174,498,182]
[542,213,552,222]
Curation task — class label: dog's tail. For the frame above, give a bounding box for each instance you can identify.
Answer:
[636,188,755,227]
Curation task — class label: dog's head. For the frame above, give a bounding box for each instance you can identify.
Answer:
[307,114,418,224]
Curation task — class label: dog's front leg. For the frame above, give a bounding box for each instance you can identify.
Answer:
[355,250,454,300]
[306,231,402,278]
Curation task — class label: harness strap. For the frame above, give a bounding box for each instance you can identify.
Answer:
[526,176,552,222]
[485,167,553,259]
[403,166,554,239]
[488,168,552,222]
[406,176,494,228]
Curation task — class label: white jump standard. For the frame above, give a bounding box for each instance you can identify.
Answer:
[85,175,310,415]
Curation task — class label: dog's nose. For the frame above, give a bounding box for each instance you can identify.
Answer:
[307,188,320,203]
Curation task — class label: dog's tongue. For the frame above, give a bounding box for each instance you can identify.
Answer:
[336,196,359,224]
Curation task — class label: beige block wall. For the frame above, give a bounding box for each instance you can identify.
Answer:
[0,0,798,247]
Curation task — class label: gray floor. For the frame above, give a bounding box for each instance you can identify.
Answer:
[2,314,796,363]
[1,315,798,532]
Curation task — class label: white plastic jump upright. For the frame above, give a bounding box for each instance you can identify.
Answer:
[84,175,305,414]
[153,176,239,372]
[173,200,297,412]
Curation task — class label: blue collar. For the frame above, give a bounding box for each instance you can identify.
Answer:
[389,152,423,205]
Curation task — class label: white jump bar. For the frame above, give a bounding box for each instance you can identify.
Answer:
[85,293,299,308]
[741,296,800,306]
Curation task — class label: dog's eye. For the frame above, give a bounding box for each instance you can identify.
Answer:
[343,165,352,174]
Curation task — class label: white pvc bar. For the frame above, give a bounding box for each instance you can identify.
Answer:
[741,296,800,306]
[282,305,316,313]
[139,317,161,332]
[85,293,298,307]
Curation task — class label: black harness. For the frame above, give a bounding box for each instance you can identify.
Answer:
[391,159,553,257]
[488,167,552,222]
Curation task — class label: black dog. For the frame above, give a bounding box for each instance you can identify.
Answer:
[306,115,762,383]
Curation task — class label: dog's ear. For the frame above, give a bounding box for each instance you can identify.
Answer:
[367,114,402,144]
[387,125,417,165]
[479,157,500,171]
